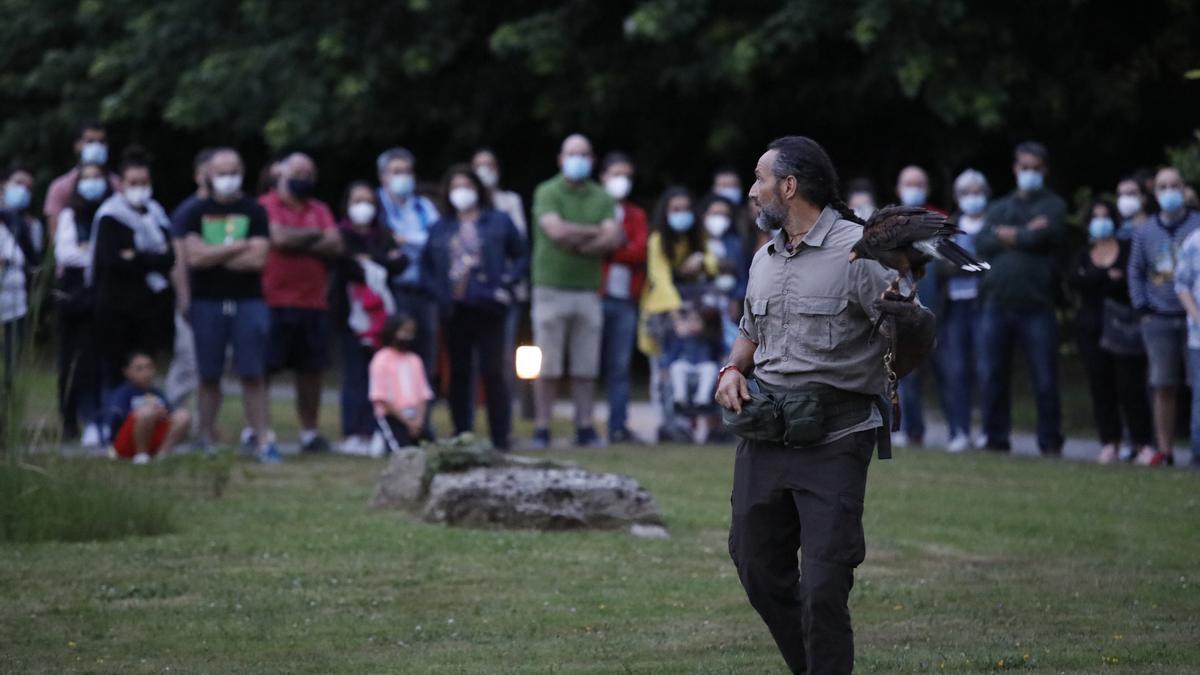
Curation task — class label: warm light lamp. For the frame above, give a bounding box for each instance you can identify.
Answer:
[515,346,542,380]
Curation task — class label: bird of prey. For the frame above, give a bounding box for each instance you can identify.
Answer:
[848,205,990,302]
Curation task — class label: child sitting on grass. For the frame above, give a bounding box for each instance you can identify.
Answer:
[105,352,191,464]
[369,314,432,454]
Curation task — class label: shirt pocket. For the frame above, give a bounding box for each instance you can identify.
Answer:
[788,296,848,354]
[746,296,776,355]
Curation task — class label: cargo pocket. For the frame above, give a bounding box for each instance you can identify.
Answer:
[835,492,866,567]
[789,296,848,353]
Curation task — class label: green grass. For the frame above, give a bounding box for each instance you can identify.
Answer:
[1,445,1198,673]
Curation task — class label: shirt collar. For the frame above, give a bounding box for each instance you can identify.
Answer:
[767,206,839,256]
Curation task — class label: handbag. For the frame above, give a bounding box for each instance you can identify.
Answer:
[1099,298,1144,356]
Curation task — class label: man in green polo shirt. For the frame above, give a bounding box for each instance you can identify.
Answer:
[529,133,624,448]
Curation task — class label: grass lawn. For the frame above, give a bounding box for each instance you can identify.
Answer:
[2,443,1198,673]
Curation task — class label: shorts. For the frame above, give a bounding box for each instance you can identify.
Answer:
[1141,314,1189,388]
[531,286,603,379]
[267,307,331,373]
[112,413,170,458]
[190,299,269,381]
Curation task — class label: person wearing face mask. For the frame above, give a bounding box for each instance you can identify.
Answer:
[711,166,757,281]
[1069,199,1153,465]
[529,133,625,449]
[53,161,109,444]
[930,169,992,453]
[375,147,441,415]
[597,152,649,444]
[43,120,119,237]
[1129,166,1200,467]
[473,148,530,417]
[91,148,176,402]
[0,205,37,396]
[698,194,747,340]
[974,141,1067,456]
[890,165,945,449]
[1172,203,1200,472]
[332,181,406,456]
[161,148,216,410]
[421,165,527,451]
[638,187,718,376]
[844,177,877,222]
[3,166,45,264]
[179,148,277,462]
[1115,175,1154,241]
[258,152,344,455]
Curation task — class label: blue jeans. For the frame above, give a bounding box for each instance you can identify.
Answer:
[1188,349,1200,465]
[897,370,925,440]
[934,299,983,438]
[340,329,374,438]
[978,305,1063,452]
[601,297,638,434]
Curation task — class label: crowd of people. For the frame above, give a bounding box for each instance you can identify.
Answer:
[1,120,1199,468]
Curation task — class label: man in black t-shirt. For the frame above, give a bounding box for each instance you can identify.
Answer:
[182,148,279,462]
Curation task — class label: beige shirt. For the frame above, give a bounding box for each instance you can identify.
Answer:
[738,206,895,441]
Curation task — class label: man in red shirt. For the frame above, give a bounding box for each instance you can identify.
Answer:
[598,152,649,443]
[259,152,343,453]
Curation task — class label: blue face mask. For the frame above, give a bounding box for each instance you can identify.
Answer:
[77,177,107,201]
[1016,169,1043,192]
[80,142,108,165]
[1157,188,1185,213]
[958,193,986,216]
[4,183,30,210]
[715,187,743,205]
[562,155,592,182]
[899,186,927,207]
[667,211,694,232]
[388,174,414,197]
[1088,217,1115,240]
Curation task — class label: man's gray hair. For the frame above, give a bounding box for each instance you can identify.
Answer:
[953,168,990,196]
[376,147,415,173]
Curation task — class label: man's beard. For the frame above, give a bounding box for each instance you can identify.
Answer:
[755,199,785,232]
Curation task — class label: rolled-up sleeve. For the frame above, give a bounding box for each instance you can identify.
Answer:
[738,297,757,342]
[850,258,893,323]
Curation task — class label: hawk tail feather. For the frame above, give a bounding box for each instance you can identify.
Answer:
[935,239,991,273]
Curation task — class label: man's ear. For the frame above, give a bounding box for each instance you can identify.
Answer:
[782,176,797,201]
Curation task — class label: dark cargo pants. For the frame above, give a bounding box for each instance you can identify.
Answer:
[728,428,874,674]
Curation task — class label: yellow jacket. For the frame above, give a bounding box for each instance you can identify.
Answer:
[637,232,718,356]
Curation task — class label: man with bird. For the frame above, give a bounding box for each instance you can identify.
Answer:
[714,135,985,674]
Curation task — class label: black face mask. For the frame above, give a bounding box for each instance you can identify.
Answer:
[394,339,415,352]
[287,178,315,199]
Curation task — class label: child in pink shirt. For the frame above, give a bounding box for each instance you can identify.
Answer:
[369,314,432,451]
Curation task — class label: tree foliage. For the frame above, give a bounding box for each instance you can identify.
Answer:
[1,0,1198,208]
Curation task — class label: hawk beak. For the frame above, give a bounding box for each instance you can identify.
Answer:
[848,251,859,262]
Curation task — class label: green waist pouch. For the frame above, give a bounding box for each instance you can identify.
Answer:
[722,380,867,447]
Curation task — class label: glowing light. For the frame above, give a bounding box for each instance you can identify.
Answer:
[515,346,542,380]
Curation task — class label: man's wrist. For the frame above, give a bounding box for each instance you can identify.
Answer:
[717,364,741,386]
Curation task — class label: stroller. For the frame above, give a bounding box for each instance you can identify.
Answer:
[651,281,732,443]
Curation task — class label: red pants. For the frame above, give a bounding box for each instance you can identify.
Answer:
[112,413,170,458]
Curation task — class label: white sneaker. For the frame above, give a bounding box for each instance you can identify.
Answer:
[337,436,372,456]
[891,432,909,448]
[946,434,970,453]
[368,432,387,458]
[81,423,102,448]
[972,434,987,450]
[132,452,151,465]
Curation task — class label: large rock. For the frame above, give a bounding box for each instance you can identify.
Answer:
[421,465,663,530]
[370,447,428,509]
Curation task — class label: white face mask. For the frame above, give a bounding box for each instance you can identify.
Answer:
[704,213,732,237]
[212,174,243,198]
[604,175,632,201]
[449,187,478,212]
[1117,195,1142,219]
[348,201,377,225]
[124,185,152,207]
[475,166,498,189]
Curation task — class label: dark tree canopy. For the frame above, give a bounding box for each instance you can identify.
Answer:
[1,0,1197,211]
